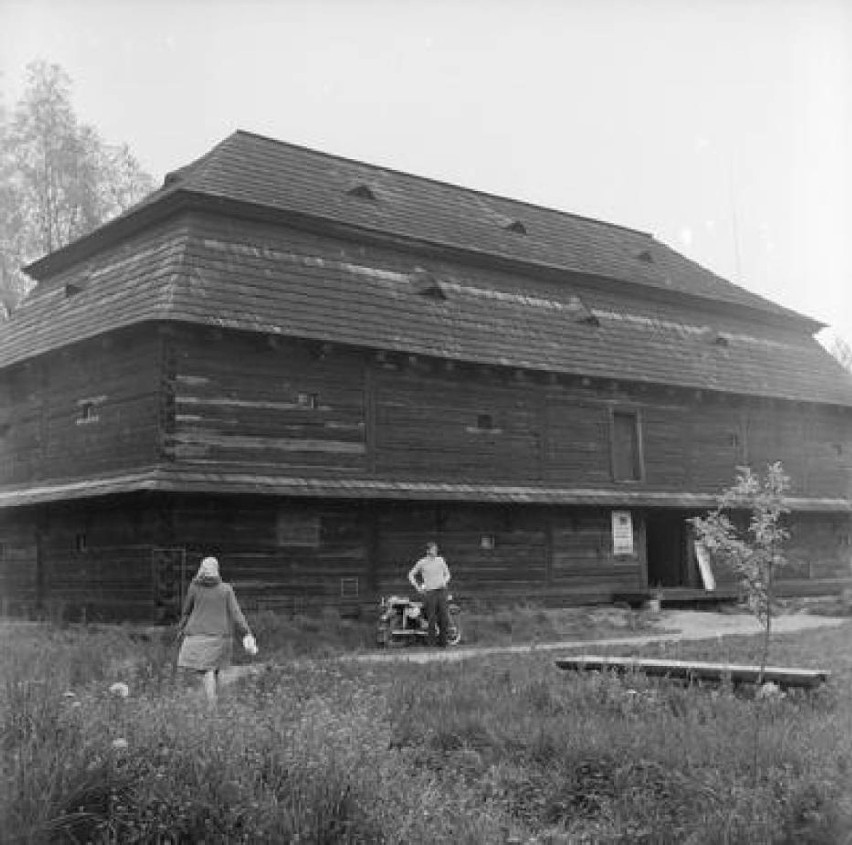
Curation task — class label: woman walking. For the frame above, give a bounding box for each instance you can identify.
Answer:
[177,556,256,705]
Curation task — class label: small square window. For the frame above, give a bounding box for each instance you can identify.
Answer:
[297,392,320,409]
[477,413,493,431]
[480,534,496,550]
[728,432,740,448]
[75,533,88,553]
[340,577,359,598]
[76,401,100,425]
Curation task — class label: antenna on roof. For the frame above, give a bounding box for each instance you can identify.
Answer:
[728,157,743,281]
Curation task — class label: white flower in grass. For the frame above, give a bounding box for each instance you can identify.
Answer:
[63,690,77,699]
[109,682,130,698]
[757,681,785,701]
[111,738,129,751]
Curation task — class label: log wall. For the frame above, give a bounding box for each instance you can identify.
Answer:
[0,493,848,620]
[167,334,366,473]
[0,329,161,485]
[0,508,38,615]
[167,328,852,501]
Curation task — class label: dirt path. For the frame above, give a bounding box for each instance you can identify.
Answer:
[220,610,850,681]
[347,610,850,665]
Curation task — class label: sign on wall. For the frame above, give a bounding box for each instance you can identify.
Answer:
[611,510,634,556]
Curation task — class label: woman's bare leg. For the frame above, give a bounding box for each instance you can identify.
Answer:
[202,669,218,705]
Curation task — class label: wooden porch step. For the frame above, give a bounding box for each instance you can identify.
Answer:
[612,588,739,608]
[555,655,830,689]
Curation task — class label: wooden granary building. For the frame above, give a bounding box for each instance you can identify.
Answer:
[1,131,851,621]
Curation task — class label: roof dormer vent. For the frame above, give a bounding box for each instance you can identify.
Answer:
[635,248,654,263]
[411,269,447,301]
[505,219,527,235]
[347,183,377,201]
[65,282,85,298]
[697,327,729,347]
[567,295,599,327]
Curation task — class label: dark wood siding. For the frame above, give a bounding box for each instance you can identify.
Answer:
[784,513,852,582]
[1,493,849,619]
[643,405,690,488]
[0,509,38,614]
[159,328,852,501]
[551,509,643,597]
[0,330,160,486]
[169,332,367,473]
[34,497,164,621]
[544,399,611,485]
[171,495,369,614]
[373,370,542,481]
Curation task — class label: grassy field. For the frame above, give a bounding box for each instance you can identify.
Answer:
[1,609,851,843]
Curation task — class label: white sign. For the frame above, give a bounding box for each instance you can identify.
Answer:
[612,510,634,555]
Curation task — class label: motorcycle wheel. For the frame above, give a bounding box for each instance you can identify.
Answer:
[444,620,461,646]
[376,623,390,647]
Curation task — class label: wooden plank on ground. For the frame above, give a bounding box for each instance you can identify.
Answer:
[554,655,830,689]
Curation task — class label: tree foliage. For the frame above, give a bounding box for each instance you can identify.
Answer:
[690,462,790,673]
[828,334,852,373]
[0,61,154,316]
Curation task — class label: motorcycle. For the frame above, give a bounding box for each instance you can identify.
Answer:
[376,593,462,647]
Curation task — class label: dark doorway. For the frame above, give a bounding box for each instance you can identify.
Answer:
[645,511,698,588]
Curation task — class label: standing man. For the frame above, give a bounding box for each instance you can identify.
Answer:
[408,541,451,647]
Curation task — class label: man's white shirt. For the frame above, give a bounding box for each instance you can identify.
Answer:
[409,555,450,591]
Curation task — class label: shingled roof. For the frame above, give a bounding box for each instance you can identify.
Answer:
[27,131,816,329]
[8,130,851,407]
[5,212,852,407]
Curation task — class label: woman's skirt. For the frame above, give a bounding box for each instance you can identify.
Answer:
[177,634,233,671]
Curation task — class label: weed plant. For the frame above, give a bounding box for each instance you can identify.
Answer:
[1,618,850,842]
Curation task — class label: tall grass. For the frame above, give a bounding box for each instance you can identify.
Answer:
[2,618,851,842]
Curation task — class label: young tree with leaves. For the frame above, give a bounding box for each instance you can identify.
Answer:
[692,462,792,785]
[0,60,154,316]
[691,461,791,682]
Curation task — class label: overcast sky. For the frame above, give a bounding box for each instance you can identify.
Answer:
[2,0,850,344]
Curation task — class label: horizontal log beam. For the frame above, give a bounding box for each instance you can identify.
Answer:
[555,655,830,688]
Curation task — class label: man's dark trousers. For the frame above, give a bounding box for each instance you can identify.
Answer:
[424,587,450,647]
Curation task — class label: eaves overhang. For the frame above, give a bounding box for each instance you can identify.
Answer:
[0,469,849,513]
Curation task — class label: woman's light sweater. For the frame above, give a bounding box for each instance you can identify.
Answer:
[179,577,251,638]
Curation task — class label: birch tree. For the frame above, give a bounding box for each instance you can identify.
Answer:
[0,61,154,316]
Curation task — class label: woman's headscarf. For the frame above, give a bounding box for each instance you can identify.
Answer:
[195,556,221,583]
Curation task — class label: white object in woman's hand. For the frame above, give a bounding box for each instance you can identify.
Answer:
[242,634,258,655]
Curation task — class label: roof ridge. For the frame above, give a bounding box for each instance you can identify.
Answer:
[229,129,654,240]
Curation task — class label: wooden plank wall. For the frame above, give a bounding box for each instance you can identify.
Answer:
[163,497,642,610]
[366,352,850,498]
[374,370,541,481]
[0,494,848,619]
[551,509,644,598]
[169,332,366,473]
[0,329,161,486]
[784,513,852,582]
[170,495,370,614]
[0,508,38,615]
[31,497,162,621]
[373,502,640,602]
